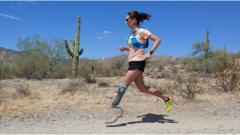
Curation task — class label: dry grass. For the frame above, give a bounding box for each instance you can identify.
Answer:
[0,79,100,117]
[59,79,86,95]
[97,79,109,87]
[174,74,203,100]
[0,82,42,116]
[215,56,240,92]
[16,84,30,97]
[171,66,179,74]
[215,71,239,92]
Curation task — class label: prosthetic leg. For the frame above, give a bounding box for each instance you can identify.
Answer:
[106,82,128,125]
[111,82,128,107]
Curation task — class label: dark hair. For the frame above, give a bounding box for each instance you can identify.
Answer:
[128,11,151,25]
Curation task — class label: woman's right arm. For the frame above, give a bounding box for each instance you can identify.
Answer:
[120,46,129,52]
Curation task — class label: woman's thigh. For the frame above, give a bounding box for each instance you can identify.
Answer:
[134,74,148,92]
[122,69,142,86]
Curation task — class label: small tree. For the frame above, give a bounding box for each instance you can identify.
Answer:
[15,36,69,79]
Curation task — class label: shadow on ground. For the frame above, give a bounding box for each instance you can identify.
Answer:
[106,113,178,127]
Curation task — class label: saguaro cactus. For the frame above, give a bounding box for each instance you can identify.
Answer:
[192,30,211,58]
[65,16,84,77]
[204,30,210,58]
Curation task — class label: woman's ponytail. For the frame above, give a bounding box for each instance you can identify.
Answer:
[128,11,151,25]
[139,12,151,23]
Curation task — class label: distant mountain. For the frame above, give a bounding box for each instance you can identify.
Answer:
[0,47,20,63]
[1,46,211,66]
[0,47,19,54]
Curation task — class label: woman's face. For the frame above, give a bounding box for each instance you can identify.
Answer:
[125,15,137,29]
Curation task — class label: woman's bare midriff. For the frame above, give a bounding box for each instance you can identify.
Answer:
[128,47,145,62]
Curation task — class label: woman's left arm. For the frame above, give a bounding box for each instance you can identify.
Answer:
[144,33,161,60]
[149,33,161,53]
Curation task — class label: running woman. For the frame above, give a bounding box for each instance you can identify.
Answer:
[111,11,172,112]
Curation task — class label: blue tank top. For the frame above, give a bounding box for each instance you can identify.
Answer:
[129,28,149,49]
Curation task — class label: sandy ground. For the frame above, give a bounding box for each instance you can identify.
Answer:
[0,78,240,134]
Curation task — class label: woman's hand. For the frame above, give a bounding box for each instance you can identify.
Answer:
[144,52,152,60]
[120,47,129,52]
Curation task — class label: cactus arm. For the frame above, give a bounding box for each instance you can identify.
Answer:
[65,40,73,57]
[79,48,84,56]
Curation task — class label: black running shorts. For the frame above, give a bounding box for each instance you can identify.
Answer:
[128,60,146,73]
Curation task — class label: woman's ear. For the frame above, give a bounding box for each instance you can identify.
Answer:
[132,18,138,25]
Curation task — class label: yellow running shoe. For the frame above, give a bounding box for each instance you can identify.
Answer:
[165,97,172,112]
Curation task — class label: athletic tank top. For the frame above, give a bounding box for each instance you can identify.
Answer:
[127,27,152,62]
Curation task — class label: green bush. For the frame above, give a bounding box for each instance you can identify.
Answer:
[0,62,17,79]
[187,49,229,73]
[14,36,69,79]
[0,63,11,79]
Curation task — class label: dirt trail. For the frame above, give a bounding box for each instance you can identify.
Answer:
[1,104,239,134]
[0,78,240,133]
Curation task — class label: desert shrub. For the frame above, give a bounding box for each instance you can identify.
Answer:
[44,38,71,78]
[174,74,203,100]
[15,36,69,79]
[111,57,126,69]
[97,80,109,87]
[15,52,50,80]
[0,63,12,79]
[78,61,96,83]
[46,60,71,78]
[78,57,127,78]
[60,80,83,95]
[89,56,127,77]
[16,84,30,97]
[187,49,229,73]
[0,60,20,79]
[215,71,239,92]
[109,57,127,76]
[149,56,175,68]
[82,73,96,83]
[215,56,240,92]
[171,66,179,74]
[15,37,50,79]
[161,70,172,79]
[93,61,112,77]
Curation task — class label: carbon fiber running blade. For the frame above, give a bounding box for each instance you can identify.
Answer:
[105,106,123,124]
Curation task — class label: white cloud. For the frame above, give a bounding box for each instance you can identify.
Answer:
[97,30,111,40]
[0,13,22,21]
[103,30,111,34]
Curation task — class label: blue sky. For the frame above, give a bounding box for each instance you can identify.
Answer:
[0,1,240,59]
